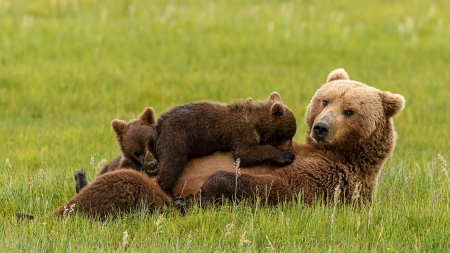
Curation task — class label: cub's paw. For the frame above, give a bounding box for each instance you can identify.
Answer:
[173,196,188,215]
[144,150,158,174]
[16,212,34,221]
[275,150,295,165]
[74,168,88,194]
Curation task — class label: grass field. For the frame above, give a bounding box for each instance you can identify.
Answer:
[1,0,449,251]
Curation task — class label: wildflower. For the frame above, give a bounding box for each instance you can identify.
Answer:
[63,205,68,218]
[333,184,341,206]
[37,169,45,184]
[405,172,413,188]
[29,177,34,192]
[438,154,448,174]
[186,233,192,245]
[431,158,437,175]
[225,223,234,237]
[356,216,361,231]
[97,159,107,170]
[155,215,164,233]
[285,218,291,227]
[239,231,252,246]
[234,158,241,178]
[352,182,362,201]
[69,203,76,214]
[266,235,275,252]
[5,158,12,169]
[90,156,95,168]
[122,230,129,247]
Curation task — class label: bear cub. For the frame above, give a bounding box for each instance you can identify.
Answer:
[75,107,158,193]
[149,92,297,194]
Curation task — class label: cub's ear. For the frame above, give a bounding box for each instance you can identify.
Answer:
[379,92,405,118]
[270,102,285,119]
[327,68,350,82]
[139,107,156,125]
[111,119,127,137]
[268,92,282,102]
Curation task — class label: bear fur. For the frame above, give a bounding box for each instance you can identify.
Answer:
[53,68,404,219]
[54,170,174,220]
[107,107,158,175]
[151,92,297,194]
[199,68,405,205]
[74,107,158,194]
[82,93,296,195]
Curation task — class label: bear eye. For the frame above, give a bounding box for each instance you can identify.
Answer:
[133,151,140,157]
[322,100,329,107]
[344,110,354,116]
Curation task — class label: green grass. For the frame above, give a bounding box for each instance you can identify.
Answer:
[1,0,449,251]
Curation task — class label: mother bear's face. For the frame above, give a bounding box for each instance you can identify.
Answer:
[305,69,405,148]
[306,82,382,146]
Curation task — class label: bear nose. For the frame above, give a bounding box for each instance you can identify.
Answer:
[313,122,329,139]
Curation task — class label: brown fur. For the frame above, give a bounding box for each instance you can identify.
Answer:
[54,170,172,220]
[56,68,405,218]
[147,92,297,193]
[106,107,157,175]
[198,69,405,205]
[74,108,157,194]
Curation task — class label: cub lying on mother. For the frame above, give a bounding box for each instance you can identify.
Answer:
[53,69,404,218]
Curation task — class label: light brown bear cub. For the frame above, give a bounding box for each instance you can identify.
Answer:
[74,107,157,193]
[112,92,297,194]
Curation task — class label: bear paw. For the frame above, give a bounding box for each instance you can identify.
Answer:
[144,151,158,175]
[74,168,88,194]
[173,196,189,215]
[16,212,35,221]
[275,150,295,165]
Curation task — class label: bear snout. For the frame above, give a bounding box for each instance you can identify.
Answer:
[312,122,330,141]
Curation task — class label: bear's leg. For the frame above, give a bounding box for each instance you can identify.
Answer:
[155,129,190,194]
[157,155,189,195]
[232,145,295,167]
[74,168,88,194]
[200,171,293,206]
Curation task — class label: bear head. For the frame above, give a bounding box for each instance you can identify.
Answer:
[262,92,297,151]
[305,69,405,151]
[111,107,158,172]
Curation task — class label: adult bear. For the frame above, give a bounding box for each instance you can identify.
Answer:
[197,68,405,205]
[51,68,404,219]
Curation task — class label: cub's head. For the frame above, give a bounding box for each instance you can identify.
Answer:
[111,107,158,172]
[263,92,297,151]
[305,69,405,148]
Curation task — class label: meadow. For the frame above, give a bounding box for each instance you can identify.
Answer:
[1,0,449,251]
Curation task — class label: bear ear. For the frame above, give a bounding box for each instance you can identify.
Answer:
[379,92,405,117]
[270,102,285,119]
[139,107,156,125]
[268,92,282,102]
[327,68,350,82]
[111,119,128,137]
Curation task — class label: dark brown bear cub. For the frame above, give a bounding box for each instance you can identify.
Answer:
[152,92,296,193]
